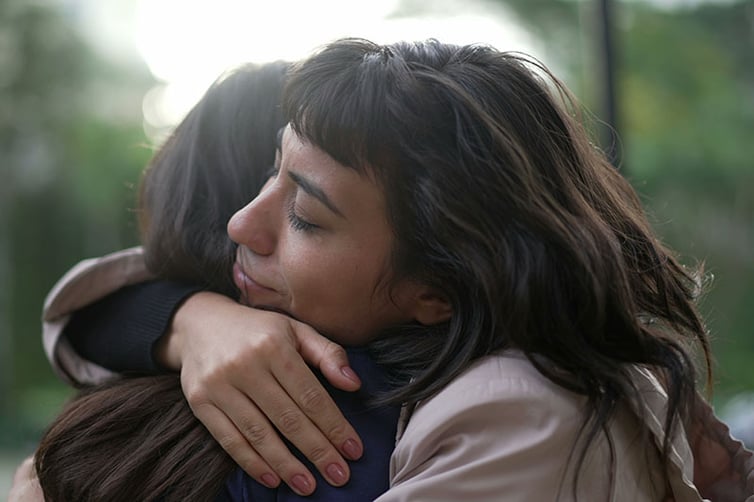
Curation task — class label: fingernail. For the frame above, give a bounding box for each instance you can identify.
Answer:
[326,463,348,485]
[341,366,360,384]
[292,474,313,495]
[343,438,362,460]
[261,473,278,488]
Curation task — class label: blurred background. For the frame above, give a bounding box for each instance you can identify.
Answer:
[1,0,752,492]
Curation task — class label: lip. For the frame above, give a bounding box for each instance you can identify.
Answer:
[233,261,277,305]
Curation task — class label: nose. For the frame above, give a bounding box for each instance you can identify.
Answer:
[227,185,279,256]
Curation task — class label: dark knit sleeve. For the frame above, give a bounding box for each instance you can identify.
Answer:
[63,280,203,373]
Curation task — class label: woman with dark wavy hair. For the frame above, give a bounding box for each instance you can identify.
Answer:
[29,39,753,501]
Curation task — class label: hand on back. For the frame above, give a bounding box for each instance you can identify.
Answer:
[156,291,364,496]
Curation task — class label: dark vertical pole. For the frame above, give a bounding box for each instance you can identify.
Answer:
[597,0,621,169]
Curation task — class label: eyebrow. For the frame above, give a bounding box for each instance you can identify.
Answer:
[287,170,345,218]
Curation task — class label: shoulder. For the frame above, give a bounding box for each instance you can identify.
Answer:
[381,352,591,501]
[42,246,152,385]
[404,351,585,434]
[43,246,151,321]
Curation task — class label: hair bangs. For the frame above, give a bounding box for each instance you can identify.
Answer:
[283,39,407,176]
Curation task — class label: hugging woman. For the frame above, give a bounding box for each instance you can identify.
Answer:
[29,39,754,501]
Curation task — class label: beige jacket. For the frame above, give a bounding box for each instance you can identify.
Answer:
[42,247,153,385]
[376,354,754,501]
[44,249,754,501]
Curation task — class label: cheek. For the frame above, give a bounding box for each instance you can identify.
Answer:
[280,234,341,302]
[284,240,384,315]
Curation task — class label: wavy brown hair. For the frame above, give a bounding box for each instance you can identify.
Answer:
[139,61,288,294]
[284,38,711,494]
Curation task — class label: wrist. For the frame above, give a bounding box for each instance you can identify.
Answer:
[154,316,184,371]
[155,291,234,370]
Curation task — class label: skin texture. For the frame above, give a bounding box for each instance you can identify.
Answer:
[229,126,430,345]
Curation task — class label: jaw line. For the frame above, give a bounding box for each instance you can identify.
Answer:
[252,303,298,322]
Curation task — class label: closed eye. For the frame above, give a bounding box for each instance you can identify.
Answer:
[287,203,318,233]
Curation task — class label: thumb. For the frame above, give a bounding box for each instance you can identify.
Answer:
[293,323,361,391]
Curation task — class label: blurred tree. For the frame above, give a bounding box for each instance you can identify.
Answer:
[619,1,754,400]
[0,0,154,445]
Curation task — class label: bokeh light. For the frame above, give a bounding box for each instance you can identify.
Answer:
[132,0,540,136]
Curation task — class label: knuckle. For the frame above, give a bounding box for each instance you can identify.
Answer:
[252,331,280,355]
[270,459,295,478]
[216,434,237,452]
[277,409,303,436]
[240,420,270,447]
[299,387,326,415]
[326,343,347,361]
[183,371,221,402]
[184,387,211,409]
[306,445,330,464]
[236,456,266,478]
[324,423,349,441]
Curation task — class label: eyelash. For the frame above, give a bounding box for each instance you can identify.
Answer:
[287,204,318,233]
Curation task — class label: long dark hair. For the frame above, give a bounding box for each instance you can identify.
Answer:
[140,61,288,295]
[36,376,228,501]
[284,38,711,491]
[35,62,288,501]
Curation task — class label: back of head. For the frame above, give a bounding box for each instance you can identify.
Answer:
[36,62,290,501]
[285,38,709,483]
[35,376,230,502]
[140,61,288,295]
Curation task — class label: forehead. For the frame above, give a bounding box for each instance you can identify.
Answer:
[281,125,347,177]
[281,123,383,181]
[281,124,385,185]
[281,125,388,220]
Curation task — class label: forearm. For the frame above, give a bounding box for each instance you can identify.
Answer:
[42,247,155,385]
[64,280,203,373]
[152,290,234,371]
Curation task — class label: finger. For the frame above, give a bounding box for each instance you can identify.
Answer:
[219,387,326,495]
[190,399,285,492]
[294,322,361,391]
[265,348,364,464]
[286,328,365,460]
[231,340,359,476]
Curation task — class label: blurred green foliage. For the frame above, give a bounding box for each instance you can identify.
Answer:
[0,0,153,448]
[619,3,754,401]
[0,0,752,453]
[502,0,754,402]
